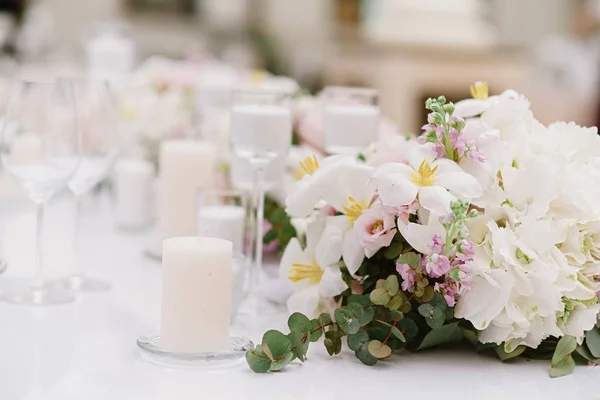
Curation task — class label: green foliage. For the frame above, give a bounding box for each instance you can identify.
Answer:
[264,196,297,253]
[585,327,600,358]
[496,345,525,362]
[549,336,578,378]
[417,323,464,351]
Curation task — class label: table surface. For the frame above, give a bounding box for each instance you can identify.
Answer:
[0,194,599,400]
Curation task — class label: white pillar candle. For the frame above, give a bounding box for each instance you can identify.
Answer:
[229,155,284,191]
[158,140,217,241]
[114,159,155,230]
[197,205,245,253]
[160,237,233,352]
[324,104,380,154]
[229,104,292,158]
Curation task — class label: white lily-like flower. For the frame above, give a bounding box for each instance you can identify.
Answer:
[372,156,482,215]
[280,219,347,317]
[453,81,520,119]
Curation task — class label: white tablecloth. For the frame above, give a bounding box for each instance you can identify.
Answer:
[0,194,598,400]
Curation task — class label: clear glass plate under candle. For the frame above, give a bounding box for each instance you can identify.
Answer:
[137,334,254,368]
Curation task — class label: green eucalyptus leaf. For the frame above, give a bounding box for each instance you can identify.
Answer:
[270,351,295,372]
[431,293,448,311]
[368,340,392,359]
[390,325,406,342]
[585,328,600,358]
[309,319,323,342]
[288,331,309,362]
[575,345,600,364]
[445,306,454,321]
[550,355,576,378]
[348,295,371,307]
[324,331,342,356]
[347,302,374,326]
[383,275,400,296]
[319,312,333,327]
[421,286,435,303]
[390,310,403,321]
[355,347,378,366]
[496,345,526,362]
[398,252,420,269]
[370,287,390,306]
[397,318,419,342]
[348,330,370,351]
[262,330,292,358]
[387,293,405,310]
[552,336,577,365]
[384,239,403,259]
[417,322,463,351]
[288,312,312,336]
[334,308,360,334]
[245,344,272,373]
[462,329,478,346]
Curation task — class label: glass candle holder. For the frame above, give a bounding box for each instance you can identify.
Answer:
[229,89,293,314]
[323,86,380,155]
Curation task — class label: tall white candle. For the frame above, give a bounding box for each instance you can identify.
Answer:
[229,104,292,158]
[114,159,154,229]
[197,205,245,253]
[158,140,217,241]
[160,237,232,352]
[324,104,380,154]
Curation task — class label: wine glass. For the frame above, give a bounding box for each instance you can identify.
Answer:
[62,79,119,292]
[229,89,292,314]
[323,86,380,155]
[0,78,81,305]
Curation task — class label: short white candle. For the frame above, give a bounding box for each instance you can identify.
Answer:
[324,104,380,154]
[114,159,154,229]
[229,104,292,158]
[229,155,284,191]
[197,205,245,253]
[158,140,217,241]
[160,237,233,352]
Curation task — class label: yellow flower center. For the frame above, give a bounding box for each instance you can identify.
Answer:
[251,69,268,84]
[411,160,438,187]
[371,220,384,235]
[295,155,320,180]
[289,259,323,284]
[122,107,138,121]
[470,81,489,101]
[343,196,369,224]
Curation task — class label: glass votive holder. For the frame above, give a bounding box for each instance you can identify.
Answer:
[323,86,380,155]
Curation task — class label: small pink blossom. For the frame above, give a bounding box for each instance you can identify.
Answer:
[354,206,396,254]
[425,253,452,278]
[382,200,418,224]
[397,263,416,291]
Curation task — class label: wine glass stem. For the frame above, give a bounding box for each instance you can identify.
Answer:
[31,203,45,290]
[73,195,83,279]
[252,161,267,300]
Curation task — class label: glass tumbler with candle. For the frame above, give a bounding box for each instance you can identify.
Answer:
[197,189,250,320]
[0,78,81,305]
[59,79,119,292]
[229,89,292,313]
[323,86,380,155]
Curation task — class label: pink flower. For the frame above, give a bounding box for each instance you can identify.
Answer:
[354,206,396,256]
[382,200,418,224]
[425,253,451,278]
[397,263,416,291]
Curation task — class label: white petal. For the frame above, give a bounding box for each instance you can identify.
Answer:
[305,219,325,254]
[287,285,321,317]
[372,162,414,180]
[418,186,455,214]
[454,99,487,118]
[455,269,514,330]
[343,230,364,275]
[280,238,309,280]
[560,304,600,344]
[319,267,347,298]
[435,171,483,199]
[397,220,440,255]
[315,225,343,267]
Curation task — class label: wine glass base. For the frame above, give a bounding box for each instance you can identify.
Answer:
[3,288,75,305]
[60,275,111,292]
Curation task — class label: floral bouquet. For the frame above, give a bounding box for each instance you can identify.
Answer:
[246,82,600,377]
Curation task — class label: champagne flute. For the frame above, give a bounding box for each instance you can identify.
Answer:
[62,79,119,292]
[0,78,81,305]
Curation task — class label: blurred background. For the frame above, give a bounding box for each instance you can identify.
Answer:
[0,0,599,131]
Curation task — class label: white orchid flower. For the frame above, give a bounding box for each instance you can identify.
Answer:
[280,219,347,317]
[372,155,482,215]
